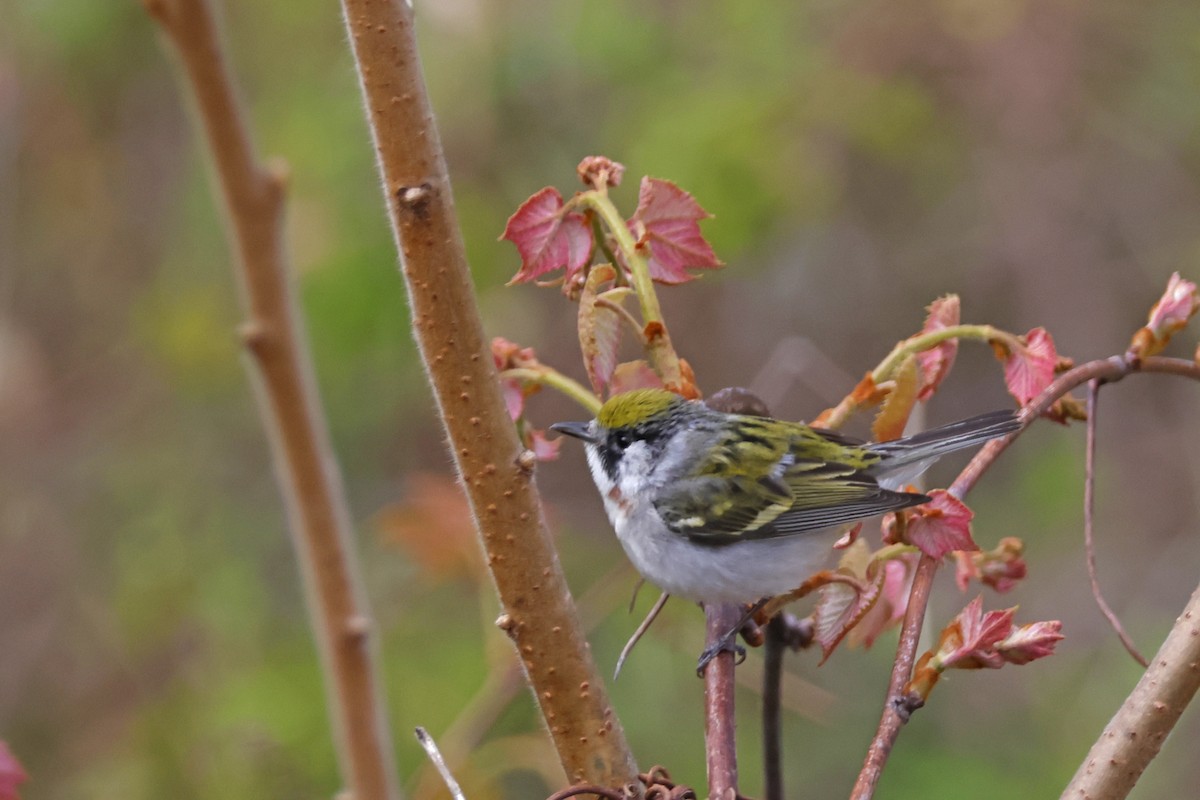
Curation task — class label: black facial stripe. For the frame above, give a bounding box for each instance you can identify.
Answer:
[598,438,621,482]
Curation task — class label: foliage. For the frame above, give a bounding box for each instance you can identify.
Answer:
[7,1,1200,797]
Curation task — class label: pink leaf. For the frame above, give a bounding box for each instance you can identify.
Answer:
[608,360,663,395]
[955,536,1027,593]
[848,554,916,649]
[1147,272,1199,339]
[916,295,960,401]
[0,742,28,800]
[997,620,1064,665]
[813,575,882,662]
[527,428,562,462]
[577,265,629,394]
[627,178,723,284]
[932,595,1015,671]
[492,337,542,420]
[1130,272,1200,358]
[1002,327,1058,406]
[502,188,593,284]
[904,490,978,560]
[576,155,626,190]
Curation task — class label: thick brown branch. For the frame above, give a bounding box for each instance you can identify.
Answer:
[334,0,639,789]
[144,0,400,797]
[1061,583,1200,800]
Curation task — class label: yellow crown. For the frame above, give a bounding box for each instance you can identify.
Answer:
[597,388,683,429]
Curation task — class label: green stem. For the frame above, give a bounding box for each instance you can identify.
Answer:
[574,192,664,325]
[596,296,646,342]
[573,191,687,392]
[872,324,1005,383]
[501,368,602,415]
[589,214,623,285]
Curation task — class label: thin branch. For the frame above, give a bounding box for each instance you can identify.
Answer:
[1061,582,1200,800]
[703,603,741,800]
[850,354,1200,799]
[849,554,937,800]
[762,616,787,800]
[614,592,670,680]
[415,727,466,800]
[498,367,602,415]
[871,324,1007,384]
[143,1,399,797]
[334,0,639,789]
[1084,380,1148,667]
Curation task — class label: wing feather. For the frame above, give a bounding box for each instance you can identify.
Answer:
[653,424,927,543]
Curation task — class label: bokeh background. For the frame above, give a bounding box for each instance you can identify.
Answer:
[5,0,1200,797]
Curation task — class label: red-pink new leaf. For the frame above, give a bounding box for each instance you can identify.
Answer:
[578,265,628,395]
[1003,327,1058,406]
[608,360,664,394]
[848,555,915,648]
[955,536,1027,593]
[916,295,960,401]
[0,742,27,800]
[527,428,562,462]
[1131,272,1200,358]
[905,490,977,559]
[628,177,723,284]
[934,595,1015,670]
[1147,272,1199,340]
[492,337,541,420]
[502,188,593,284]
[997,620,1064,665]
[814,575,882,662]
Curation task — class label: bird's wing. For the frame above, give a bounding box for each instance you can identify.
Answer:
[653,433,928,542]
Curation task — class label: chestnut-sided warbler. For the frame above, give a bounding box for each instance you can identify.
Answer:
[552,388,1020,606]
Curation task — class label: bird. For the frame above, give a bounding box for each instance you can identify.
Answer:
[551,388,1020,608]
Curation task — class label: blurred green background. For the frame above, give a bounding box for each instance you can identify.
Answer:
[4,0,1200,797]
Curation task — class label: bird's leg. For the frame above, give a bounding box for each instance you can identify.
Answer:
[696,597,770,676]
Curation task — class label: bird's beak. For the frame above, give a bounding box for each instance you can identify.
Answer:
[549,421,597,444]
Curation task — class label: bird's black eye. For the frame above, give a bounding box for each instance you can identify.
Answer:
[612,430,636,450]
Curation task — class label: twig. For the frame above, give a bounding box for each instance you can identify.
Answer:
[334,0,639,788]
[415,727,466,800]
[614,592,670,680]
[703,603,741,800]
[850,354,1200,798]
[762,616,786,800]
[849,554,937,800]
[545,785,626,800]
[762,613,814,800]
[143,1,399,797]
[1084,380,1148,667]
[1061,582,1200,800]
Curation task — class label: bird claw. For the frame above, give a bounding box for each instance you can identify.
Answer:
[695,636,746,677]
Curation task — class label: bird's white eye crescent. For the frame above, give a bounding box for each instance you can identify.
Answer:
[613,430,635,450]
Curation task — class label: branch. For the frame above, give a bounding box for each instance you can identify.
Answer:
[851,354,1200,799]
[703,603,741,800]
[414,728,466,800]
[143,1,400,797]
[848,554,936,800]
[762,613,813,800]
[1084,381,1148,666]
[1061,582,1200,800]
[335,0,639,789]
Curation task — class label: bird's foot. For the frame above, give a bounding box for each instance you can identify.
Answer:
[695,635,746,677]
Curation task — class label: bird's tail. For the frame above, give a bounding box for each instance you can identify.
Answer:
[867,410,1021,486]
